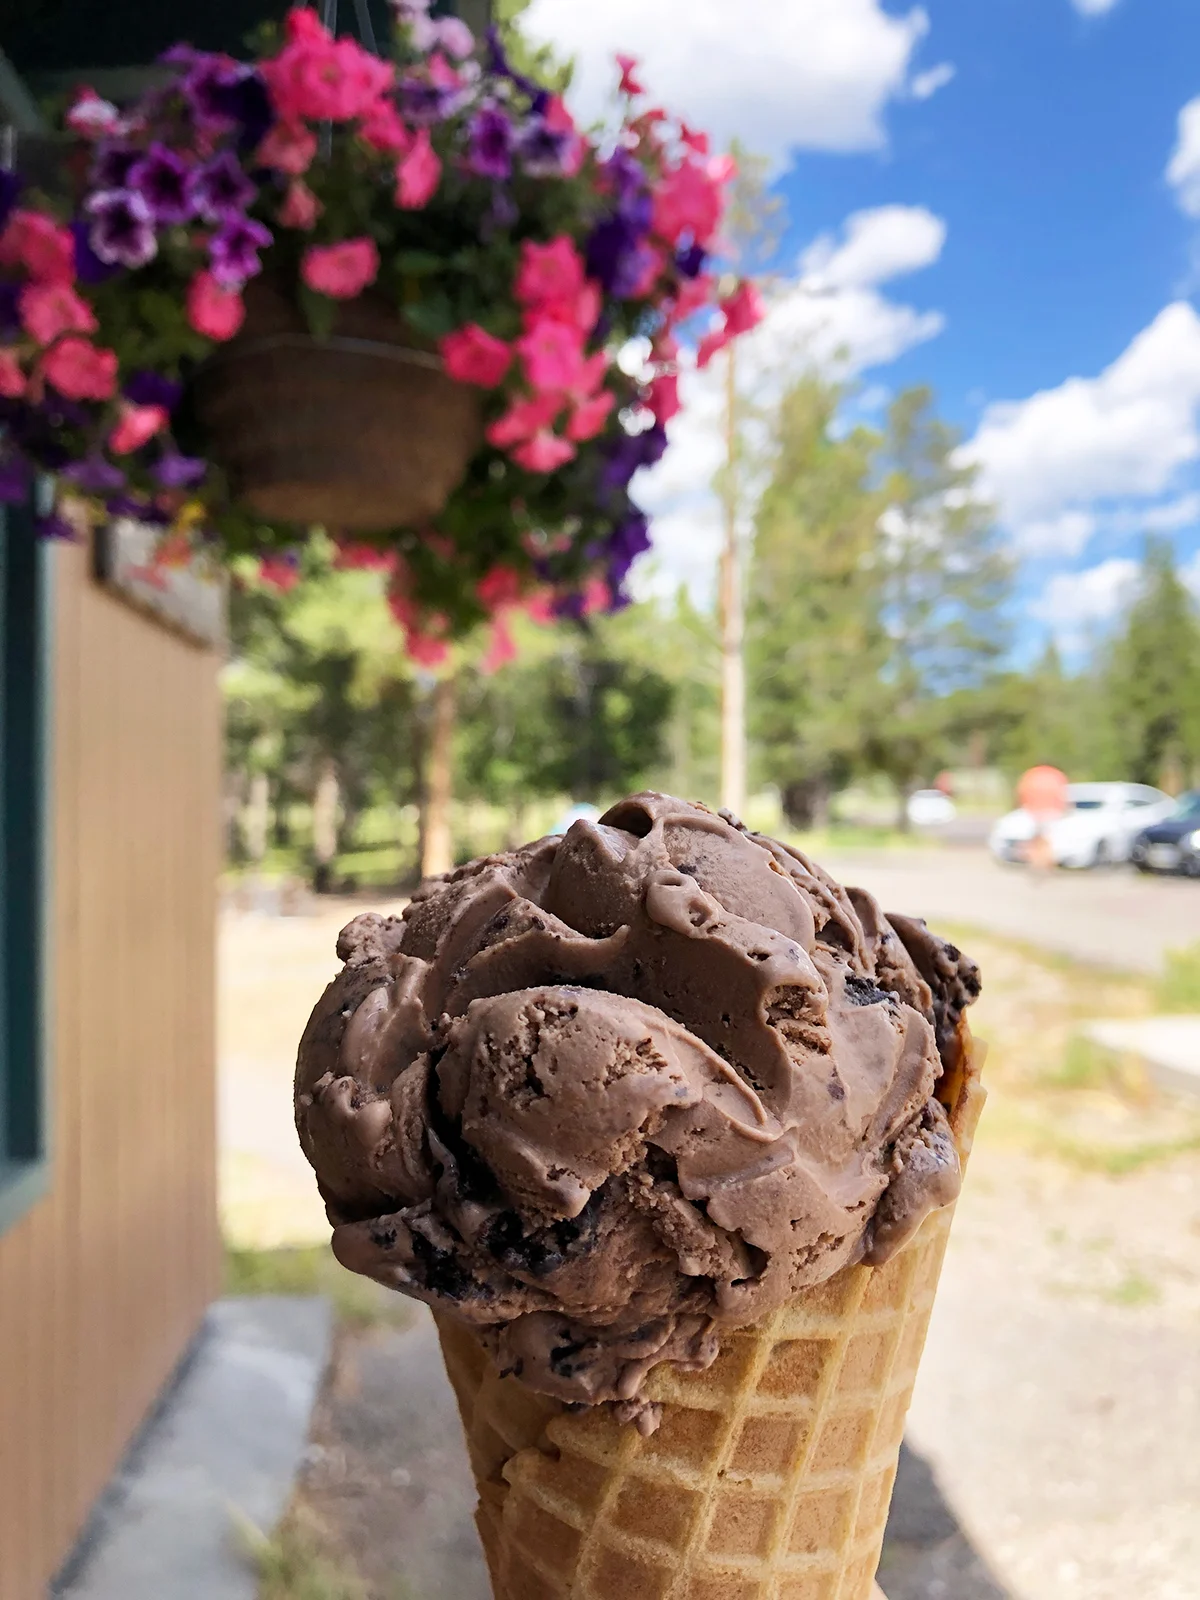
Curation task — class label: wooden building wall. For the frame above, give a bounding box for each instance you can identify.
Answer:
[0,538,222,1599]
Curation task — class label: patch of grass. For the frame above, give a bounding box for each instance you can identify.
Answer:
[1031,1127,1200,1177]
[224,1243,412,1330]
[1104,1270,1161,1307]
[1046,1034,1115,1091]
[1159,942,1200,1013]
[237,1512,365,1600]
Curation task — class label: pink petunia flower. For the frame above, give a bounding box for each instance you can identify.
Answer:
[0,210,76,283]
[0,349,26,398]
[667,272,718,327]
[476,565,524,609]
[480,615,517,675]
[652,159,724,248]
[186,270,245,340]
[616,53,644,96]
[403,626,450,668]
[256,122,318,176]
[516,317,586,394]
[279,180,322,230]
[680,123,710,156]
[721,279,765,336]
[109,401,168,454]
[439,324,512,387]
[512,430,576,474]
[395,129,442,209]
[66,85,120,139]
[262,17,393,124]
[333,541,397,574]
[486,394,563,449]
[567,389,616,442]
[696,327,731,370]
[301,237,380,298]
[359,99,413,155]
[515,236,585,308]
[19,281,97,345]
[41,337,118,400]
[646,372,681,424]
[258,555,301,593]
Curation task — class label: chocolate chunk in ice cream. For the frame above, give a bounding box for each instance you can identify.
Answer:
[295,793,980,1415]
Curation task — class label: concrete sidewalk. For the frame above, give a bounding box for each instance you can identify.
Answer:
[53,1298,332,1600]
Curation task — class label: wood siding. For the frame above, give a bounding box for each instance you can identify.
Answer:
[0,538,221,1599]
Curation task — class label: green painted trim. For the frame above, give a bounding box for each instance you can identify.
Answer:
[0,503,53,1237]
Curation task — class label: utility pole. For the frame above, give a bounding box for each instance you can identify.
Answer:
[719,339,746,819]
[421,671,456,878]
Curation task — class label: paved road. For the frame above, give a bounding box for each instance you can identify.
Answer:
[818,848,1200,976]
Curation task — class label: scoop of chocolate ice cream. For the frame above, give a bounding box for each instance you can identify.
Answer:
[295,793,980,1413]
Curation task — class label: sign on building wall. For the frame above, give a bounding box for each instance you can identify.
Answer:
[94,520,226,650]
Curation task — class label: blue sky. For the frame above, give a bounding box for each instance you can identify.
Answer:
[526,0,1200,657]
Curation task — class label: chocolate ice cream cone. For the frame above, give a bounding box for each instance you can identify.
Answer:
[436,1039,984,1600]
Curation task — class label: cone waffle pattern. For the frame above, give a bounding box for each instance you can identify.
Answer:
[437,1076,985,1600]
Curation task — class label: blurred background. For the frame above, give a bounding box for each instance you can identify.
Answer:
[3,2,1200,1600]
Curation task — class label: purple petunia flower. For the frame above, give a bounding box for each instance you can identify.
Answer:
[36,511,79,541]
[105,494,172,526]
[124,370,182,411]
[187,152,255,225]
[676,242,707,279]
[599,426,668,494]
[485,26,549,113]
[70,218,122,284]
[517,118,571,178]
[0,168,22,233]
[86,188,158,269]
[468,106,514,181]
[128,142,193,226]
[481,184,518,240]
[607,508,651,590]
[587,215,653,298]
[152,451,207,489]
[185,57,274,151]
[209,214,272,288]
[399,74,461,125]
[93,143,140,190]
[62,455,126,493]
[0,453,30,504]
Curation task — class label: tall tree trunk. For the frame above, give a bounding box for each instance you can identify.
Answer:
[719,342,747,819]
[422,672,456,878]
[311,757,340,892]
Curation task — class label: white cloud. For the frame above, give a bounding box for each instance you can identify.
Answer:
[633,208,947,603]
[1012,510,1097,559]
[910,63,955,101]
[1031,559,1138,649]
[1070,0,1121,14]
[1167,98,1200,218]
[801,205,947,291]
[1184,549,1200,601]
[522,0,929,164]
[961,303,1200,527]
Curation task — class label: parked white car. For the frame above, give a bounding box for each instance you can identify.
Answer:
[988,782,1174,868]
[907,789,957,828]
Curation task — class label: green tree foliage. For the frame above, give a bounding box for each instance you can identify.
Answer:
[457,601,678,819]
[858,388,1013,819]
[1103,536,1200,787]
[747,378,883,826]
[224,540,420,873]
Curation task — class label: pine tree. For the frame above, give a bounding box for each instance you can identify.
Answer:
[1104,537,1200,788]
[746,377,884,826]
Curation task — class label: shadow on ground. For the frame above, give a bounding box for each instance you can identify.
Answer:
[878,1443,1011,1600]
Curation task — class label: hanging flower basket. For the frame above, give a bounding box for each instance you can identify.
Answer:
[191,276,482,530]
[0,1,764,658]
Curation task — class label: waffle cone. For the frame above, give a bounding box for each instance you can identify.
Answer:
[437,1038,985,1600]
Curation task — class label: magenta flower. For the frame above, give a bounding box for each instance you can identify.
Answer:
[129,143,194,225]
[394,129,442,209]
[301,238,380,299]
[188,153,256,225]
[187,270,245,340]
[512,429,576,474]
[516,317,586,394]
[209,215,272,288]
[440,324,512,387]
[515,237,586,309]
[85,188,157,268]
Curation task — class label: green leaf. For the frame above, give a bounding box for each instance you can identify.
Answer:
[298,284,338,341]
[393,250,444,277]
